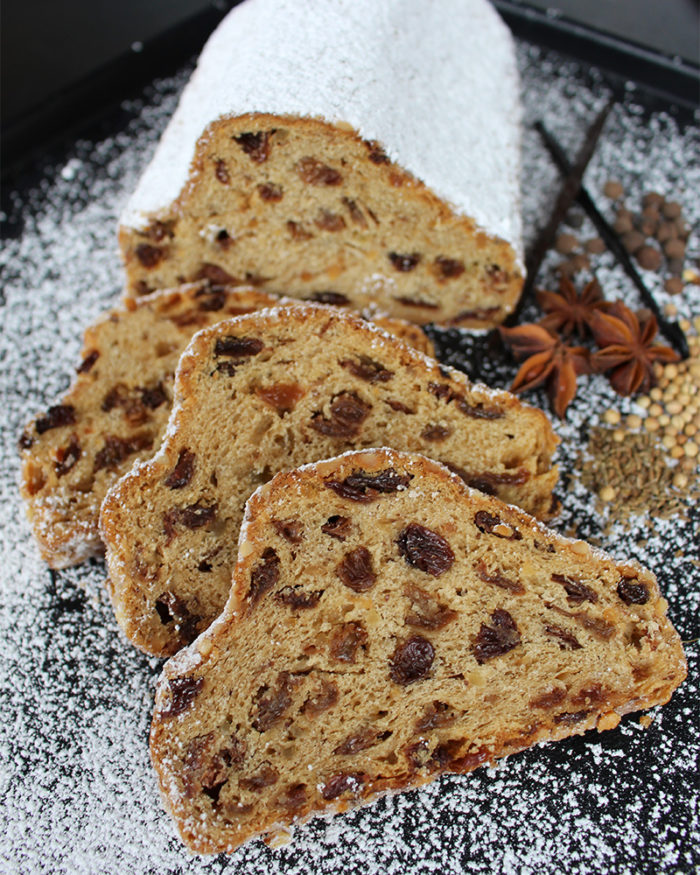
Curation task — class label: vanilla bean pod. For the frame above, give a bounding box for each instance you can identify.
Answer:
[535,120,689,358]
[506,100,613,326]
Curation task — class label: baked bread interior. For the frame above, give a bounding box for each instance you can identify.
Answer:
[150,448,686,854]
[101,305,559,656]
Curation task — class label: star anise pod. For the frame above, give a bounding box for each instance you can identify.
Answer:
[500,323,590,418]
[590,300,679,396]
[537,276,606,337]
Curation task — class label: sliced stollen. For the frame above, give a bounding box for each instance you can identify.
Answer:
[149,448,687,854]
[19,284,432,569]
[119,0,524,327]
[101,305,559,656]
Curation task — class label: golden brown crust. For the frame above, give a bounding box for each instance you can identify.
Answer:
[150,448,686,854]
[101,305,558,656]
[119,114,523,327]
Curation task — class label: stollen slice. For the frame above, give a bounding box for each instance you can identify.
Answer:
[19,284,431,569]
[101,305,559,655]
[150,448,686,854]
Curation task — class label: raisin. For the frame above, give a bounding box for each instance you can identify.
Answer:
[438,746,489,773]
[472,609,521,664]
[303,290,347,307]
[240,764,279,791]
[340,355,393,383]
[434,257,465,279]
[544,623,582,650]
[315,209,346,232]
[394,296,439,309]
[404,583,457,630]
[421,424,451,441]
[546,603,615,641]
[196,289,227,311]
[404,739,430,770]
[234,130,271,162]
[321,515,351,541]
[321,773,365,800]
[287,220,313,241]
[256,382,305,414]
[252,672,296,732]
[164,449,196,489]
[530,687,566,709]
[457,469,530,496]
[486,263,509,285]
[414,701,456,732]
[389,635,435,685]
[397,524,454,576]
[198,561,212,573]
[278,783,307,811]
[94,433,153,472]
[341,197,368,227]
[163,502,217,543]
[54,435,81,477]
[450,307,501,324]
[139,383,167,410]
[101,384,147,424]
[297,157,342,185]
[336,547,376,592]
[552,573,598,605]
[214,159,230,184]
[475,559,525,594]
[427,383,503,419]
[157,595,198,641]
[214,336,264,358]
[474,511,522,540]
[258,182,283,201]
[77,349,99,374]
[388,252,421,271]
[198,739,247,798]
[161,676,204,718]
[143,220,175,242]
[248,548,280,604]
[135,243,165,268]
[302,679,339,716]
[334,727,378,756]
[272,518,304,543]
[275,586,322,610]
[195,263,238,284]
[365,140,390,164]
[36,405,76,434]
[215,229,232,249]
[326,468,412,502]
[554,710,590,725]
[311,392,371,437]
[571,684,607,707]
[617,578,650,605]
[385,399,415,414]
[329,621,368,663]
[18,432,33,450]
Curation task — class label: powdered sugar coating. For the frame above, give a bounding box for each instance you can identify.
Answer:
[1,41,698,875]
[120,0,523,258]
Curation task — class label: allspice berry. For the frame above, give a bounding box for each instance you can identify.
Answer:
[664,238,686,259]
[622,230,645,254]
[604,180,624,199]
[656,221,678,244]
[642,191,664,208]
[636,245,662,271]
[585,237,606,254]
[662,201,682,219]
[614,210,634,235]
[555,233,579,255]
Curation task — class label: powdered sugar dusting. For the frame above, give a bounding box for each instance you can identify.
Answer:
[120,0,523,257]
[1,39,698,875]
